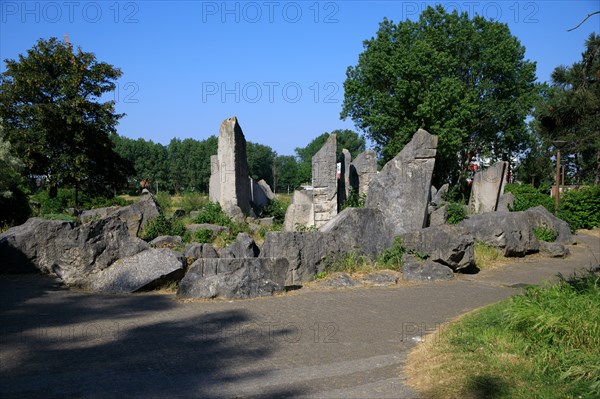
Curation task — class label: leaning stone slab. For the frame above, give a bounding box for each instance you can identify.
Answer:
[461,212,539,257]
[468,161,508,214]
[398,225,474,271]
[258,179,276,201]
[429,204,448,227]
[87,249,185,293]
[177,258,288,299]
[402,255,454,281]
[432,183,449,206]
[365,129,438,235]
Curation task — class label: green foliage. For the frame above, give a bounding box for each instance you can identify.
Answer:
[536,33,600,185]
[504,183,554,212]
[0,37,133,197]
[274,155,302,192]
[179,192,207,215]
[0,120,23,199]
[325,252,373,274]
[377,237,405,270]
[247,142,277,188]
[315,271,327,280]
[295,223,318,232]
[341,190,366,210]
[194,201,231,226]
[261,199,289,224]
[557,186,600,230]
[446,202,467,224]
[30,188,130,215]
[341,6,538,188]
[533,226,558,242]
[139,214,186,241]
[154,192,173,213]
[190,229,213,244]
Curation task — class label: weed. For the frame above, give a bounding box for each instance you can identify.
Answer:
[533,225,558,242]
[474,241,504,269]
[447,202,467,224]
[376,237,405,270]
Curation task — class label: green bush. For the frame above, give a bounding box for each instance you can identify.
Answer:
[533,226,558,242]
[194,201,232,226]
[340,190,366,211]
[447,202,466,224]
[139,214,187,241]
[377,237,405,270]
[557,186,600,231]
[179,192,207,215]
[190,228,213,244]
[504,183,554,212]
[154,191,172,213]
[261,199,289,224]
[30,188,131,214]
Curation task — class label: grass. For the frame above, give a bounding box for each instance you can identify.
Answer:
[474,241,506,270]
[406,269,600,399]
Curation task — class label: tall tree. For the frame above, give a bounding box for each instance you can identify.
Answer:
[247,142,277,187]
[537,33,600,184]
[341,6,538,188]
[0,37,132,200]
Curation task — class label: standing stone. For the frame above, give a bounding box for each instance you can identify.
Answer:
[468,161,508,214]
[312,134,338,228]
[209,155,220,203]
[283,189,315,231]
[351,150,378,196]
[365,129,438,235]
[340,148,352,202]
[209,117,251,218]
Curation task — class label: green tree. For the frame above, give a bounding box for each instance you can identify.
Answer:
[274,155,301,192]
[0,37,132,202]
[0,120,23,198]
[341,6,538,189]
[247,142,277,187]
[537,33,600,185]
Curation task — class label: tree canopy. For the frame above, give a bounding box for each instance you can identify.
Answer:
[0,37,132,199]
[536,33,600,185]
[341,6,538,187]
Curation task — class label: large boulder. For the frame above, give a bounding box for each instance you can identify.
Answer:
[468,161,508,214]
[0,217,149,282]
[320,208,395,257]
[365,129,438,235]
[87,249,185,293]
[397,225,474,271]
[220,233,260,258]
[525,206,573,244]
[177,258,288,299]
[402,254,454,281]
[461,212,539,256]
[184,243,219,260]
[149,235,183,249]
[260,232,335,286]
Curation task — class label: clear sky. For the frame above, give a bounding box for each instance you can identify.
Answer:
[1,1,598,156]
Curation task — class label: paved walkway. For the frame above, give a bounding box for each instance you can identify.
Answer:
[1,232,598,399]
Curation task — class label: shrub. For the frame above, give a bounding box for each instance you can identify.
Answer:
[340,190,366,211]
[154,191,172,213]
[325,252,372,273]
[190,228,213,244]
[557,185,600,231]
[377,237,405,270]
[447,202,466,224]
[533,226,558,242]
[179,192,207,215]
[504,183,554,212]
[261,199,288,224]
[140,214,186,241]
[194,201,231,226]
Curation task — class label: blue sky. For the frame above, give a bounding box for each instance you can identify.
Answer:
[1,1,598,156]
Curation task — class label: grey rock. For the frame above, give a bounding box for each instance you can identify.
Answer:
[317,273,357,288]
[320,208,395,257]
[497,192,516,212]
[257,217,274,227]
[111,192,162,237]
[432,183,449,206]
[220,233,259,258]
[209,116,252,218]
[339,148,352,203]
[88,249,185,293]
[251,178,271,208]
[260,232,335,286]
[177,257,288,299]
[468,161,508,214]
[184,243,219,260]
[312,134,338,228]
[186,223,228,235]
[461,212,539,257]
[525,206,573,244]
[539,241,570,258]
[350,150,378,197]
[189,210,200,220]
[402,255,454,281]
[429,204,448,227]
[284,189,315,231]
[173,209,186,218]
[365,129,438,235]
[150,235,183,248]
[398,224,474,271]
[258,179,276,201]
[80,206,120,223]
[359,271,400,286]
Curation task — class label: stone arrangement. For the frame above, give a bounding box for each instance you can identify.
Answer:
[0,119,574,300]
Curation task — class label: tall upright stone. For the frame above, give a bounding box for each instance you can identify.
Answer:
[209,117,251,218]
[468,161,508,214]
[350,150,377,196]
[340,148,352,202]
[365,129,438,236]
[283,189,315,231]
[312,134,338,228]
